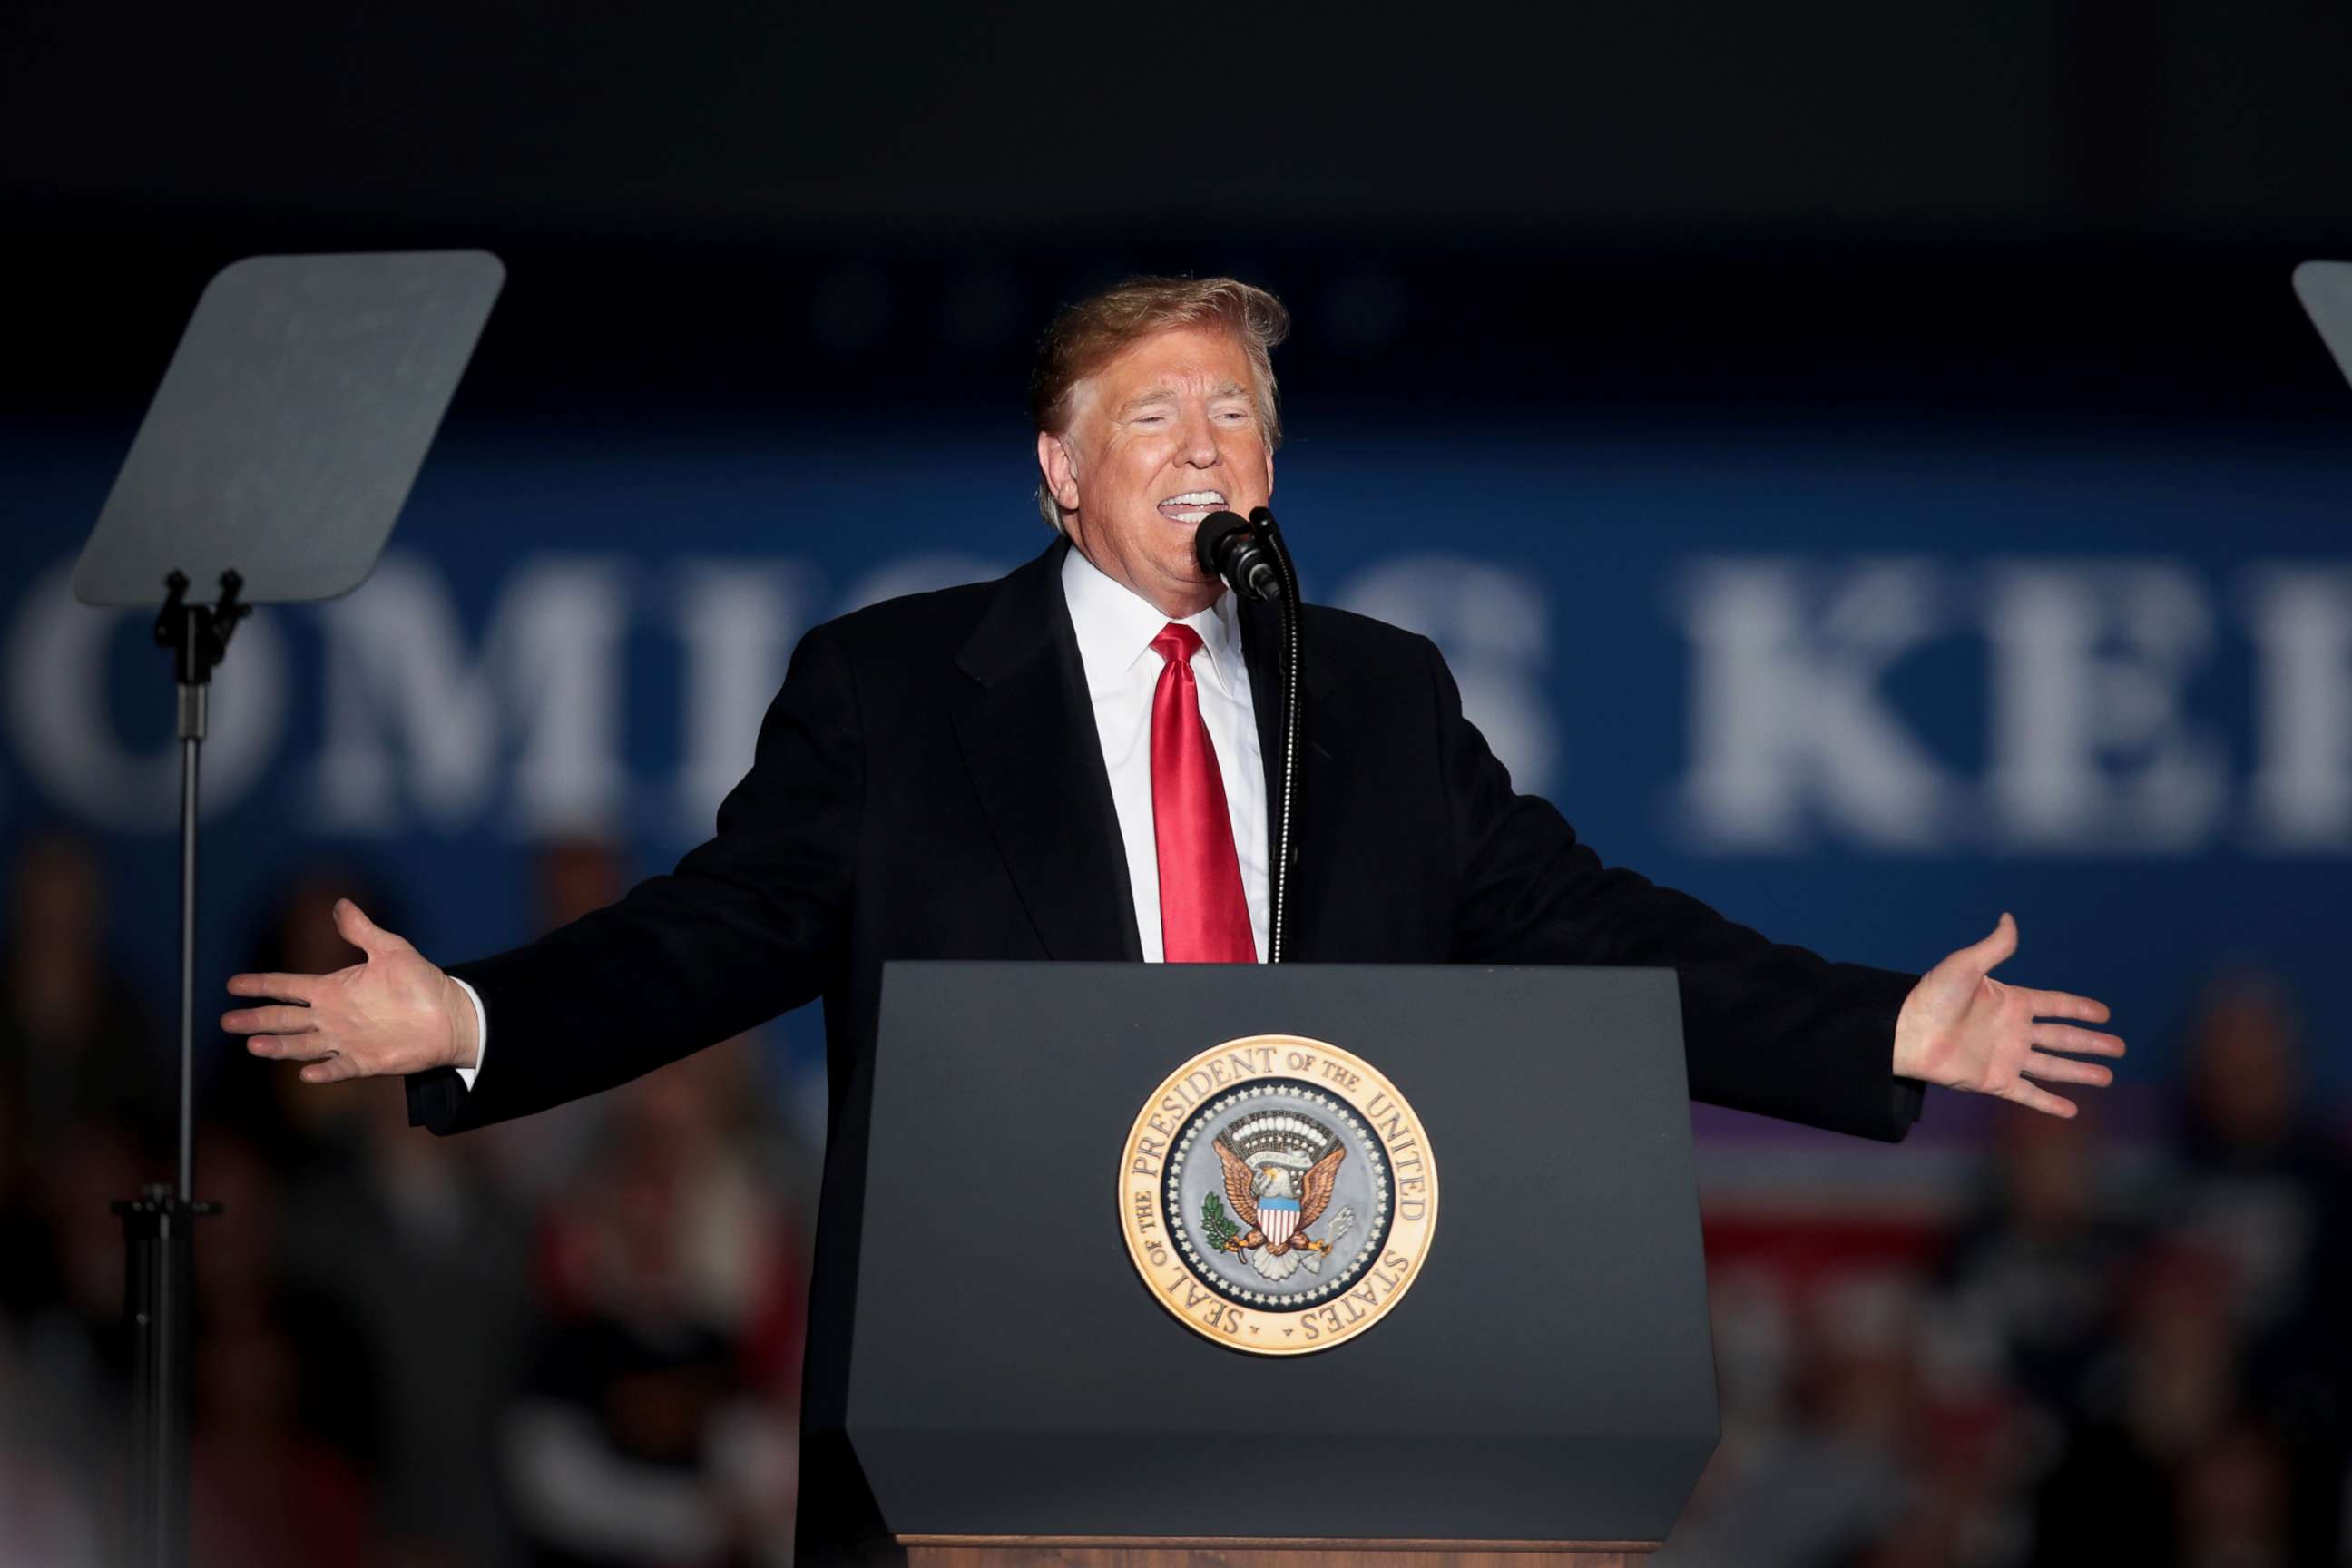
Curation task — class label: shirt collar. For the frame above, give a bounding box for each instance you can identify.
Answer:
[1061,543,1244,700]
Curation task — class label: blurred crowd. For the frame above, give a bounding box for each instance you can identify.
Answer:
[0,828,816,1568]
[2,826,2347,1565]
[1668,975,2352,1568]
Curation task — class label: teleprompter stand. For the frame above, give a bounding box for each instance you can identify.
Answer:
[74,250,504,1567]
[107,570,246,1566]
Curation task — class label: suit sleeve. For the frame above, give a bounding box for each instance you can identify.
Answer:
[1426,638,1925,1142]
[406,622,862,1134]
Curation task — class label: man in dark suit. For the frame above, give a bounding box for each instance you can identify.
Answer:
[226,276,2122,1555]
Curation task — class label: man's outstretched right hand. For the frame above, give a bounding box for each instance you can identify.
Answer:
[224,898,479,1084]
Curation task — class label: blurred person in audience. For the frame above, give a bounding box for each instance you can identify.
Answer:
[187,1128,372,1568]
[278,1073,536,1564]
[1936,1104,2140,1421]
[230,862,537,1565]
[506,1033,801,1566]
[1867,1379,2036,1568]
[1848,1257,2047,1568]
[0,828,163,1167]
[1659,1268,1794,1565]
[2175,1422,2294,1568]
[0,828,162,1544]
[208,845,800,1563]
[0,828,162,1329]
[1660,1272,1924,1568]
[2163,973,2351,1565]
[2171,975,2351,1350]
[524,835,810,1394]
[5,1123,143,1515]
[2032,1242,2241,1564]
[539,836,627,930]
[0,1328,103,1567]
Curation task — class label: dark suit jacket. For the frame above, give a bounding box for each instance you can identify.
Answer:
[407,534,1922,1556]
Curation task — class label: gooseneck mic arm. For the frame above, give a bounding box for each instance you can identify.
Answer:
[1193,509,1303,961]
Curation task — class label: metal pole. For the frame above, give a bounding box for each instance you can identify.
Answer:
[177,660,202,1202]
[114,585,224,1568]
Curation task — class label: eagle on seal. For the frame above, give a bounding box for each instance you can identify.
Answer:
[1211,1134,1348,1258]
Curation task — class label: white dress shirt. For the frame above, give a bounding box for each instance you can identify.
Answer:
[453,544,1269,1091]
[1060,544,1270,964]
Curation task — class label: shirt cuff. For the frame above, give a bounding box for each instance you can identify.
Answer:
[451,976,488,1091]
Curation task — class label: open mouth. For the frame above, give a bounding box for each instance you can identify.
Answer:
[1157,489,1228,525]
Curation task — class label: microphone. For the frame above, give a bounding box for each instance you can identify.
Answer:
[1194,511,1280,602]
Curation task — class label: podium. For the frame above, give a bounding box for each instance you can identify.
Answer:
[797,963,1720,1565]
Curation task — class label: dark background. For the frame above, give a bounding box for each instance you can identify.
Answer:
[3,6,2349,1566]
[8,0,2352,434]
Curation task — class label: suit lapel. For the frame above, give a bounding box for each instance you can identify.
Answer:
[952,540,1144,963]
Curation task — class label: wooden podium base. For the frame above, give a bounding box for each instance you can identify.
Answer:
[899,1536,1659,1567]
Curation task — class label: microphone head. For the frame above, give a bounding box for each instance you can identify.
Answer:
[1194,510,1251,574]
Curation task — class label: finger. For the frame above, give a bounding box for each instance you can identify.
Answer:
[2030,1023,2125,1058]
[1960,911,2019,974]
[2022,1051,2115,1088]
[2028,990,2111,1025]
[298,1052,356,1085]
[244,1034,337,1063]
[334,898,409,959]
[221,1004,319,1036]
[2004,1078,2078,1119]
[226,971,320,1003]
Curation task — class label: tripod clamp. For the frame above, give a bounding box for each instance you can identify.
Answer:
[154,570,250,740]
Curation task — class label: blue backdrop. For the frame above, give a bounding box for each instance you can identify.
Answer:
[6,418,2347,1101]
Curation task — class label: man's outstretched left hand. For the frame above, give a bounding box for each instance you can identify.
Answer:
[1893,913,2122,1119]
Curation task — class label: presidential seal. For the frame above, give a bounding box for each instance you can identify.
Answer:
[1118,1034,1438,1355]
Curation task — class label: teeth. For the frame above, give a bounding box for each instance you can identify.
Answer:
[1161,491,1226,506]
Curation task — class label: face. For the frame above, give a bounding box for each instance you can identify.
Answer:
[1037,323,1275,618]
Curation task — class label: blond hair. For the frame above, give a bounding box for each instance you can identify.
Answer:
[1029,276,1290,531]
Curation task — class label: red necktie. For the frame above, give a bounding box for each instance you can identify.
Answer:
[1150,622,1258,964]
